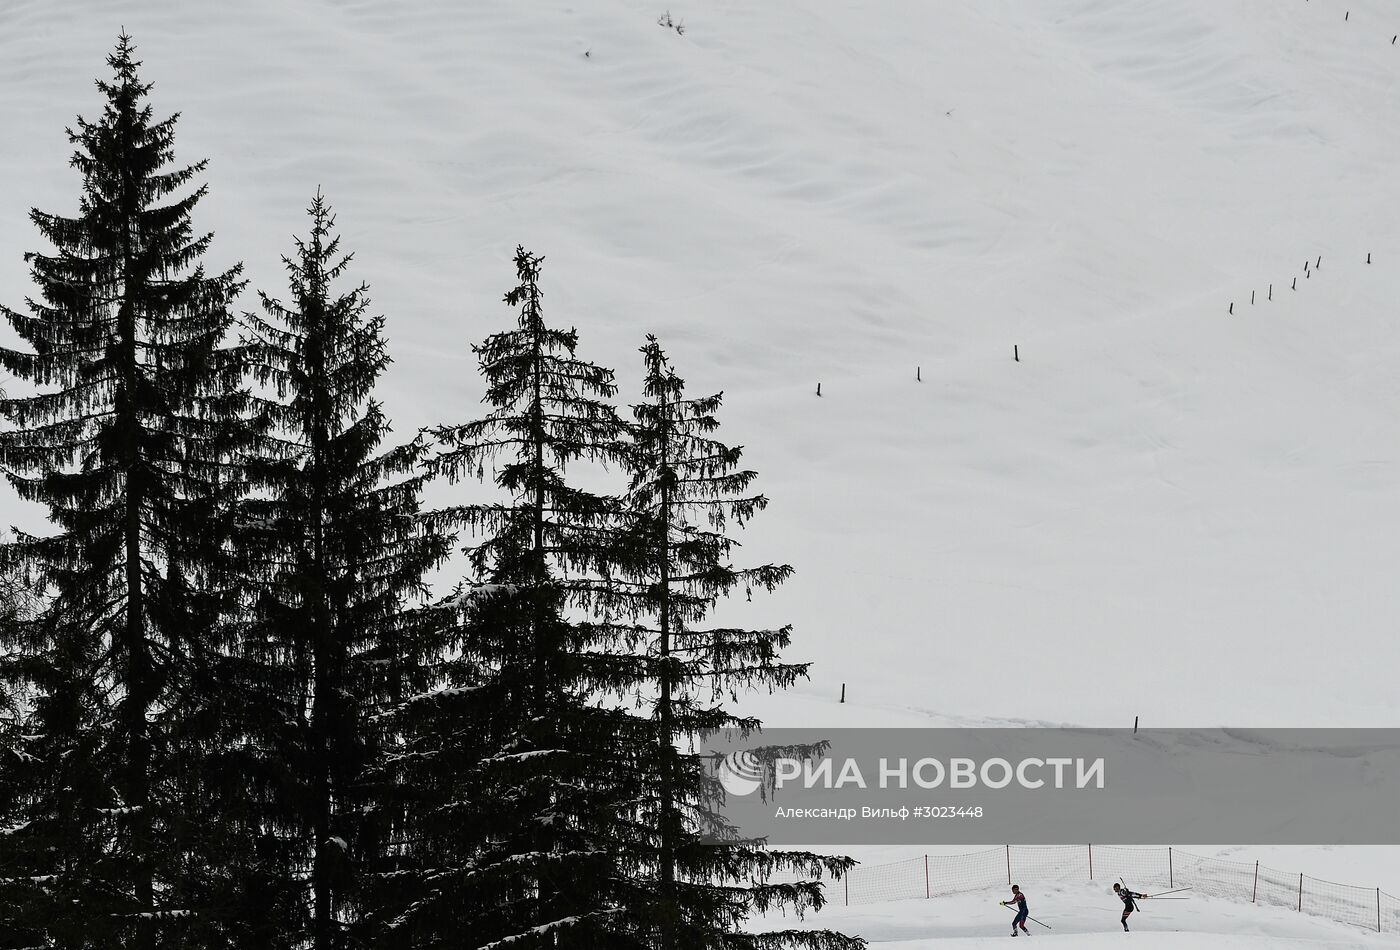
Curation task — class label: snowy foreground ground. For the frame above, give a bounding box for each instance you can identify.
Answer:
[752,883,1400,947]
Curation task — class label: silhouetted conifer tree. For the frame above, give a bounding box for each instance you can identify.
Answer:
[612,336,864,950]
[234,193,451,949]
[0,34,256,946]
[371,247,649,949]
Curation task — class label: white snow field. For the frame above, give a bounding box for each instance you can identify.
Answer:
[5,0,1400,944]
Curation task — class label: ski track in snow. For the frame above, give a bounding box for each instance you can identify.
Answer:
[751,882,1400,947]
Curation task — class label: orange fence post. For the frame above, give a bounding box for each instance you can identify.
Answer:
[1252,861,1259,903]
[1379,888,1383,933]
[1169,847,1173,888]
[1088,844,1093,881]
[925,855,930,899]
[1298,873,1304,912]
[1006,845,1012,885]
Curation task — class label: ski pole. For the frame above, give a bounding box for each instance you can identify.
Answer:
[1149,887,1193,897]
[1000,903,1052,929]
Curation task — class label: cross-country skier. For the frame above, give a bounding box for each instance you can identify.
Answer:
[1002,884,1030,936]
[1113,882,1146,931]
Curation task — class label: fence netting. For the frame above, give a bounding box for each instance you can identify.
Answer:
[1088,845,1172,892]
[1296,875,1385,933]
[921,848,1003,897]
[799,846,1397,934]
[845,856,926,904]
[1383,890,1400,932]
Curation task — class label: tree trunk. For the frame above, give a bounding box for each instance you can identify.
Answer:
[657,388,677,950]
[308,282,338,950]
[124,459,153,946]
[527,304,557,934]
[118,146,154,940]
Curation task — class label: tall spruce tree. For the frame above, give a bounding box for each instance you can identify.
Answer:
[234,192,451,949]
[0,34,255,946]
[372,246,650,948]
[614,336,863,950]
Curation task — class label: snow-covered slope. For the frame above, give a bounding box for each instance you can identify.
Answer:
[7,0,1400,723]
[5,0,1400,924]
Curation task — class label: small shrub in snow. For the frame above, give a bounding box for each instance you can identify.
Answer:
[658,10,685,35]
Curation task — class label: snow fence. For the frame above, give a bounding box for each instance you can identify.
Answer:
[822,846,1400,934]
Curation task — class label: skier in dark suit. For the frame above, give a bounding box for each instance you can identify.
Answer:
[1114,882,1146,931]
[1002,884,1030,936]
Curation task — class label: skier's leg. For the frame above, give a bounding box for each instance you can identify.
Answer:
[1122,908,1131,931]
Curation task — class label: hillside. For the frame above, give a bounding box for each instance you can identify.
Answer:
[4,0,1400,941]
[6,0,1400,723]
